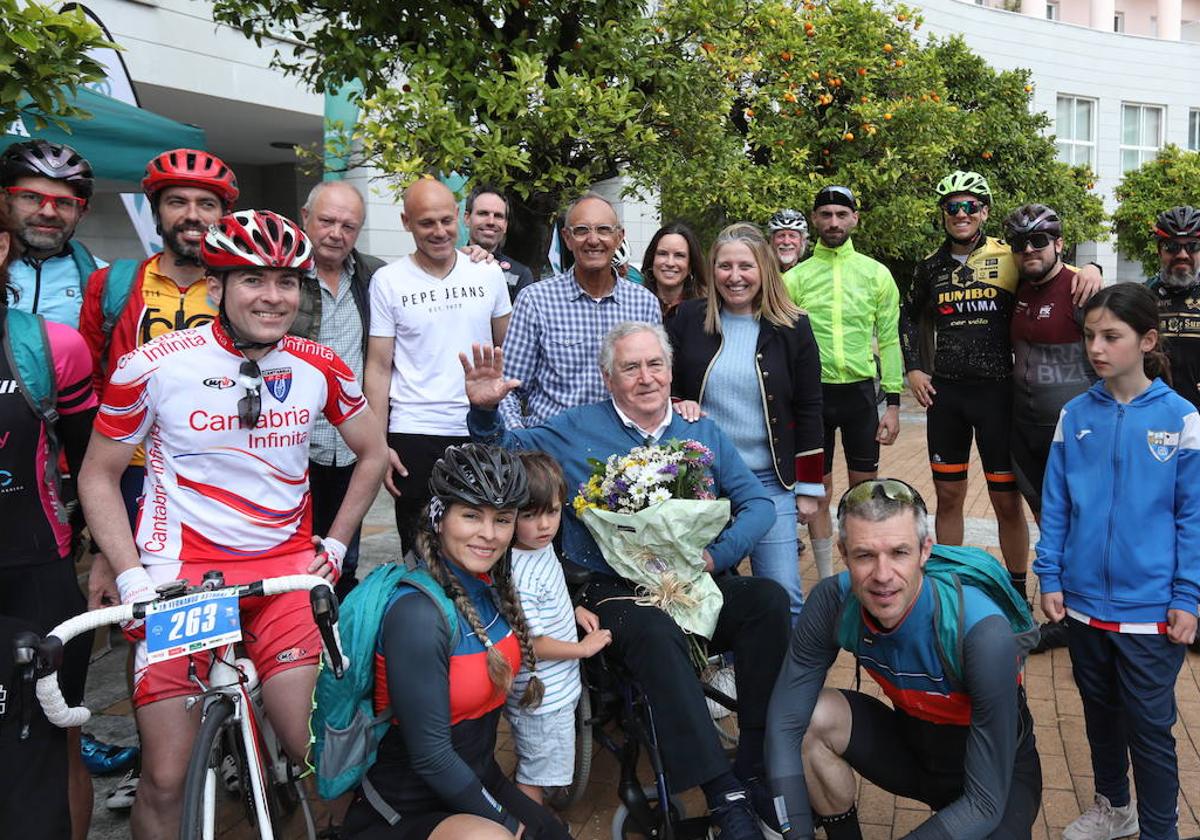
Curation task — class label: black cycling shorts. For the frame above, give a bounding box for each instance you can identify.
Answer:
[341,760,571,840]
[0,558,91,706]
[926,377,1017,491]
[1010,421,1056,515]
[822,380,880,475]
[840,689,1042,839]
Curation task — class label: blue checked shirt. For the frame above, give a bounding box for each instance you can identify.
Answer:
[500,267,661,426]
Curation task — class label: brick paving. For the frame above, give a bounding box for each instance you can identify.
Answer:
[83,394,1200,838]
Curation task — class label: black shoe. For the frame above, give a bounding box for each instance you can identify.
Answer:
[742,777,783,838]
[1030,619,1069,654]
[710,789,766,840]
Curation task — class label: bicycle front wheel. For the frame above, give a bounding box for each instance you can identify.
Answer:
[181,697,236,840]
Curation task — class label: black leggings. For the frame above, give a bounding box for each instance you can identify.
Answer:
[341,760,571,839]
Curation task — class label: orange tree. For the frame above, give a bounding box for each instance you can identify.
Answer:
[649,0,1105,276]
[1112,145,1200,278]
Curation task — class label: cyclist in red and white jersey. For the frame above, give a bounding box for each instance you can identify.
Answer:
[78,210,388,840]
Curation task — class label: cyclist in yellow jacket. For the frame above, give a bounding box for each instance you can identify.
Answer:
[782,185,903,580]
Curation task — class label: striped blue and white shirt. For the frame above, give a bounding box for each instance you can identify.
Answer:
[506,544,582,716]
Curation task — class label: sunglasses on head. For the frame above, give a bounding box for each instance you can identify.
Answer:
[1009,232,1055,253]
[943,200,984,216]
[237,359,262,429]
[837,478,928,520]
[1162,240,1200,255]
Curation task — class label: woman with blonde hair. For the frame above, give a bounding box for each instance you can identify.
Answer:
[667,223,824,619]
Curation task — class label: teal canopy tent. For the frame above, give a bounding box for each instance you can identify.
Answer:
[2,86,206,183]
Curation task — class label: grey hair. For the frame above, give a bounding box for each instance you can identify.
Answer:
[302,180,366,216]
[598,321,673,376]
[837,494,930,545]
[563,191,622,228]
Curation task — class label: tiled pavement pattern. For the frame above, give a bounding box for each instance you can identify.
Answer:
[83,395,1200,838]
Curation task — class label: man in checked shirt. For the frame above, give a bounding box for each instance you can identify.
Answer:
[499,192,661,427]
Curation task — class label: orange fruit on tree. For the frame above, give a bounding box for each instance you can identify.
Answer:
[843,131,855,141]
[883,43,894,53]
[883,112,893,120]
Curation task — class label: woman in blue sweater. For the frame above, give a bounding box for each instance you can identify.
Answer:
[1034,283,1200,840]
[667,222,824,619]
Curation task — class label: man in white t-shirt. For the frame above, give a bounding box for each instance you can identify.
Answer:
[364,179,512,550]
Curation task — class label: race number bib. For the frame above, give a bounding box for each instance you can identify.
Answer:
[145,591,242,663]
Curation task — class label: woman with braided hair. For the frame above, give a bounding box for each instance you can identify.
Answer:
[341,443,570,840]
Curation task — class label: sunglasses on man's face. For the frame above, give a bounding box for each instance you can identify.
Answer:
[1009,232,1055,253]
[237,359,262,429]
[5,186,87,214]
[837,478,928,520]
[1161,239,1200,255]
[943,200,984,216]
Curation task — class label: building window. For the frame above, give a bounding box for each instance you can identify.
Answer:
[1046,1,1060,18]
[1121,102,1164,171]
[1114,11,1125,31]
[1056,95,1096,168]
[1190,109,1200,151]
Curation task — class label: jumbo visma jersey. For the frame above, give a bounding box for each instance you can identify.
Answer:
[94,320,366,565]
[901,236,1019,381]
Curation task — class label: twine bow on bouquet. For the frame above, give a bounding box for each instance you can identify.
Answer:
[574,439,730,639]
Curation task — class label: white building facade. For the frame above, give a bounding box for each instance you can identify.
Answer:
[915,0,1200,280]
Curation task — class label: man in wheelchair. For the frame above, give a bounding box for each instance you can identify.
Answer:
[463,322,791,839]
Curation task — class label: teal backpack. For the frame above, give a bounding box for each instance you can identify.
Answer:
[837,544,1039,684]
[91,258,141,376]
[311,557,459,802]
[2,308,68,522]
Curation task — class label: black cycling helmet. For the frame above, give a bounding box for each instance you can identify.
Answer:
[1,140,94,200]
[429,444,530,510]
[1003,203,1062,238]
[767,208,808,234]
[1154,206,1200,239]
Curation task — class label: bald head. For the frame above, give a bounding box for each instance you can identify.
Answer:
[402,179,460,269]
[302,181,366,271]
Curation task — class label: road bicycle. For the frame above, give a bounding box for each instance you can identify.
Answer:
[27,570,346,840]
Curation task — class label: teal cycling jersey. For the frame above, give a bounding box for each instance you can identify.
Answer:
[9,246,108,329]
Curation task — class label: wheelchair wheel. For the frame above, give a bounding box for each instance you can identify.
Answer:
[545,690,594,810]
[610,786,687,840]
[702,664,739,750]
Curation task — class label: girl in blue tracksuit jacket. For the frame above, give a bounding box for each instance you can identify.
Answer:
[1034,282,1200,840]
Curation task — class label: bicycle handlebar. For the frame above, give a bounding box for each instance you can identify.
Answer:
[35,574,345,728]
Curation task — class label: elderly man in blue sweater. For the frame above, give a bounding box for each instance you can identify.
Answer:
[462,321,789,840]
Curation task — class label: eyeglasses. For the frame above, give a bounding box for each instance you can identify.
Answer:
[943,200,984,216]
[5,187,87,214]
[1009,232,1055,252]
[566,224,620,240]
[237,359,262,429]
[836,478,927,520]
[1161,240,1200,255]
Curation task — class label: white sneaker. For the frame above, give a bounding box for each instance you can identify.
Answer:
[1062,794,1138,840]
[105,768,139,810]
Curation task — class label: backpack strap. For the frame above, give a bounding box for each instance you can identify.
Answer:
[97,260,142,377]
[67,241,97,293]
[2,310,67,523]
[361,777,402,826]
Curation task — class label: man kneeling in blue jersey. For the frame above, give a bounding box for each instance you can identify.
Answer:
[765,479,1042,840]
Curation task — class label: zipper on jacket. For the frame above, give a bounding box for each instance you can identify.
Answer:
[1102,405,1124,603]
[32,261,43,314]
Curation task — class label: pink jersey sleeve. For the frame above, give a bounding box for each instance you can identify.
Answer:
[45,321,99,416]
[94,347,158,443]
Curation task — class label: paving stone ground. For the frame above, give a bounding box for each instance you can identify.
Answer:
[82,395,1200,838]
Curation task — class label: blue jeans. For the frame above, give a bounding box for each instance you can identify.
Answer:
[749,469,803,620]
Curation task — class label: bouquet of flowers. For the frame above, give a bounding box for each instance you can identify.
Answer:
[573,439,730,639]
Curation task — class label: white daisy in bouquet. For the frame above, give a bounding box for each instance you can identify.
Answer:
[573,439,729,639]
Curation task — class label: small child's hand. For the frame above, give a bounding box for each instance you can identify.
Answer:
[1167,609,1198,646]
[575,606,601,633]
[578,628,613,658]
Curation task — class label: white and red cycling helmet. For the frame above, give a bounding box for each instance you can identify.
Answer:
[201,210,314,274]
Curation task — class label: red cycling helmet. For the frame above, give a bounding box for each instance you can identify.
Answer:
[142,149,239,209]
[201,210,314,273]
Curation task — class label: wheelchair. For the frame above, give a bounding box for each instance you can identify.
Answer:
[549,564,741,840]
